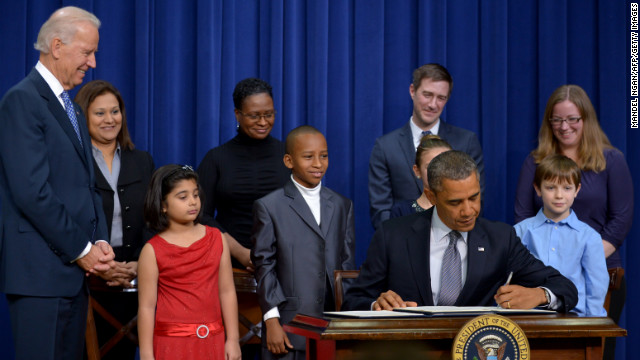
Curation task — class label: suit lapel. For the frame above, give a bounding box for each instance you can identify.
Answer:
[319,188,334,238]
[397,123,422,193]
[30,70,89,169]
[456,225,488,305]
[284,181,324,238]
[407,209,435,306]
[118,150,143,186]
[93,159,111,192]
[437,121,453,145]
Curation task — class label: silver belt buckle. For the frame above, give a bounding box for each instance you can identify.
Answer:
[196,324,209,338]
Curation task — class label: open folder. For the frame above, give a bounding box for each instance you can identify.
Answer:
[324,306,556,318]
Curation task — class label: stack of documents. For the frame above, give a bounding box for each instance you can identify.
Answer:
[324,306,556,318]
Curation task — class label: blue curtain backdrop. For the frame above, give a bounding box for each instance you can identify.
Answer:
[0,1,638,359]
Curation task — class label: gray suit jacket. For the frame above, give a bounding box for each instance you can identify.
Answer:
[368,120,484,228]
[251,180,355,352]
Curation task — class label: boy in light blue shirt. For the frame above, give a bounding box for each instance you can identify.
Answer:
[514,154,608,316]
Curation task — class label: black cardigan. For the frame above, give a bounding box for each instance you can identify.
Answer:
[94,148,155,261]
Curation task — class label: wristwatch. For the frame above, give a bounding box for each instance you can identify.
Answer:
[542,288,551,305]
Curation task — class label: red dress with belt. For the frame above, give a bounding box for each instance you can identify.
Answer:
[150,226,225,359]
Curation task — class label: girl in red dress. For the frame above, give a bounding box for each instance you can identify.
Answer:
[138,164,241,360]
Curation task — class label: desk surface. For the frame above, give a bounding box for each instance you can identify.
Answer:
[285,313,626,340]
[285,314,626,360]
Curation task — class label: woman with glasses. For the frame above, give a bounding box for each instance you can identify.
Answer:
[514,84,632,358]
[197,78,290,271]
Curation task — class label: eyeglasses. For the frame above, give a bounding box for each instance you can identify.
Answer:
[240,111,276,121]
[549,117,581,127]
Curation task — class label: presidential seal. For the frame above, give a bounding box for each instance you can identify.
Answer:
[452,314,529,360]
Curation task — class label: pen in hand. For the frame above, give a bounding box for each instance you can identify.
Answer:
[504,271,513,286]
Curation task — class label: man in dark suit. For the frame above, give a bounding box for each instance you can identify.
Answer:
[0,7,115,359]
[251,126,355,359]
[344,151,577,312]
[369,63,485,229]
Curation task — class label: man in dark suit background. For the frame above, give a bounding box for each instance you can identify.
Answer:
[368,63,485,229]
[345,151,577,313]
[0,7,115,359]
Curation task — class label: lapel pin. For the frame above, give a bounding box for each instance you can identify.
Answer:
[478,247,485,252]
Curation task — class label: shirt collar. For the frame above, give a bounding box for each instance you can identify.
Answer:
[35,61,65,99]
[431,206,468,244]
[532,208,580,231]
[91,142,121,159]
[409,117,441,148]
[291,175,322,196]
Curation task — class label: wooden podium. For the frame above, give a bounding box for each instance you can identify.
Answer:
[284,313,626,360]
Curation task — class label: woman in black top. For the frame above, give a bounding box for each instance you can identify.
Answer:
[76,80,155,359]
[198,78,290,270]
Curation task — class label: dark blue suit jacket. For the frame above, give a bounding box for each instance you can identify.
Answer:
[0,69,108,297]
[368,121,485,228]
[342,207,578,312]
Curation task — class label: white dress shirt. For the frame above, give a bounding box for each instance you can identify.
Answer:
[409,116,441,149]
[429,207,468,304]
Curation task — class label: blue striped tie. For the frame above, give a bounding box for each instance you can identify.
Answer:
[61,91,83,148]
[438,230,462,306]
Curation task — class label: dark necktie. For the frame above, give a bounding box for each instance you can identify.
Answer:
[61,91,83,147]
[421,130,432,137]
[438,230,462,306]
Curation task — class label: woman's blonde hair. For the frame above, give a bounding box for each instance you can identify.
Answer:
[532,84,612,172]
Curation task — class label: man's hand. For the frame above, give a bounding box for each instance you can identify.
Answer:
[77,243,115,274]
[100,261,138,287]
[265,318,293,355]
[373,290,417,310]
[494,285,546,309]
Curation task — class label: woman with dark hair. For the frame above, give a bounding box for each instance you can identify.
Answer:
[197,78,289,270]
[75,80,155,359]
[514,84,633,359]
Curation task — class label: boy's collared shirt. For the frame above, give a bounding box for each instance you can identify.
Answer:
[514,209,608,316]
[290,175,322,225]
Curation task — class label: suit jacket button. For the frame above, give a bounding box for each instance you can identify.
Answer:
[316,297,323,304]
[124,206,130,211]
[119,188,124,193]
[125,225,132,230]
[125,244,132,248]
[317,271,323,278]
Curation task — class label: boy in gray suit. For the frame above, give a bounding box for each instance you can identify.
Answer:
[251,125,355,359]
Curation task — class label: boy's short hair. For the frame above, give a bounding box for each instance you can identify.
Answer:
[534,154,581,188]
[285,125,323,154]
